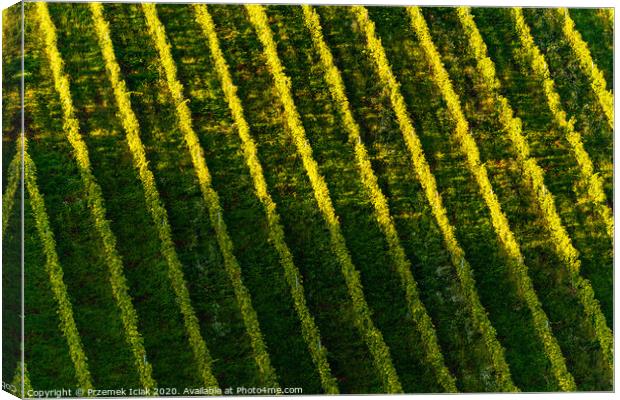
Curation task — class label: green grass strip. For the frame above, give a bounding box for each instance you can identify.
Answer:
[140,3,279,388]
[301,5,457,393]
[21,138,94,391]
[245,4,402,393]
[511,8,613,239]
[2,146,20,235]
[35,2,156,390]
[89,3,220,389]
[457,6,613,374]
[192,4,337,393]
[407,7,575,391]
[350,5,517,392]
[554,8,613,129]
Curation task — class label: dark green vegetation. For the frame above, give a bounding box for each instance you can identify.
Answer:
[2,3,613,394]
[2,3,22,389]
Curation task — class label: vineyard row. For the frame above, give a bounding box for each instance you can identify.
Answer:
[456,6,613,372]
[407,6,574,390]
[93,1,222,389]
[511,8,613,239]
[36,2,157,390]
[192,4,339,393]
[301,4,457,393]
[13,3,612,392]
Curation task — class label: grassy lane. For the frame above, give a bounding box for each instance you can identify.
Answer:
[103,3,261,388]
[351,5,557,390]
[208,4,383,393]
[265,5,455,392]
[568,9,613,86]
[425,7,612,389]
[246,4,404,392]
[522,8,613,195]
[159,3,334,391]
[472,8,613,329]
[32,2,155,388]
[47,2,206,389]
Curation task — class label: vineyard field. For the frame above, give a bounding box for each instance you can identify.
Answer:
[2,2,613,395]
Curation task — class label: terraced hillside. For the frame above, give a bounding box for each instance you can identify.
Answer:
[2,2,613,395]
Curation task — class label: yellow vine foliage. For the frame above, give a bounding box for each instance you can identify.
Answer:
[192,4,338,393]
[598,8,614,31]
[407,7,575,390]
[36,2,157,390]
[2,146,21,235]
[554,8,613,129]
[245,4,402,393]
[11,363,34,397]
[457,6,613,374]
[20,138,94,391]
[511,8,613,239]
[141,3,280,387]
[350,5,517,391]
[90,2,220,389]
[301,5,457,393]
